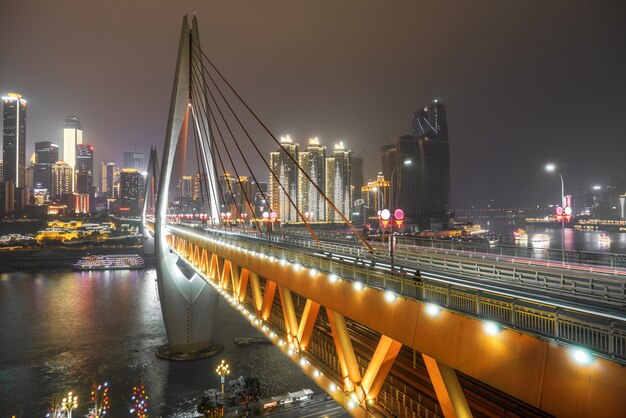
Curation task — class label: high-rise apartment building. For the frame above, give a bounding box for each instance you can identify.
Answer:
[120,168,143,216]
[269,135,299,222]
[179,175,193,200]
[51,161,73,198]
[298,137,326,221]
[63,116,83,170]
[2,93,27,188]
[235,176,254,219]
[325,141,352,221]
[380,100,449,230]
[99,162,115,197]
[192,172,203,202]
[218,172,237,215]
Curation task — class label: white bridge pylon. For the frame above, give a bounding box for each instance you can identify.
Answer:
[154,15,220,357]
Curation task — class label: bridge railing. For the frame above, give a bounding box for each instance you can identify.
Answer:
[275,233,626,309]
[395,236,626,269]
[169,225,626,364]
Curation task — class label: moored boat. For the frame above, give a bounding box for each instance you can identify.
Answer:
[73,254,145,271]
[598,234,611,245]
[530,233,550,243]
[513,228,528,241]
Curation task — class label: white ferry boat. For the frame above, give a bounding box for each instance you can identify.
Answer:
[73,254,145,271]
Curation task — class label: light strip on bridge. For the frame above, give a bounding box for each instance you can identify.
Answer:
[169,245,368,414]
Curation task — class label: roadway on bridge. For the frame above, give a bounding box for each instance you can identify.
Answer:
[195,225,626,319]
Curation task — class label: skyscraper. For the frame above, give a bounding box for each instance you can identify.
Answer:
[123,151,146,172]
[298,137,326,221]
[63,116,83,171]
[325,141,352,221]
[120,168,143,216]
[381,100,450,230]
[75,144,94,194]
[33,141,59,192]
[178,175,193,200]
[51,161,72,198]
[269,135,299,222]
[351,156,364,201]
[2,93,27,188]
[99,161,115,197]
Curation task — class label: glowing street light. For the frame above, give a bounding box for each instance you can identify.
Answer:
[61,391,78,418]
[545,163,566,263]
[216,359,230,394]
[387,159,412,273]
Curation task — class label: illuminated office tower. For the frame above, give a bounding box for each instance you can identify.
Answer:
[325,141,352,222]
[33,142,58,192]
[63,116,83,171]
[2,93,27,188]
[75,144,94,194]
[269,135,299,222]
[120,168,143,216]
[298,137,326,221]
[380,100,449,230]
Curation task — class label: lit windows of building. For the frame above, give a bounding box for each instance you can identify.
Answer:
[33,141,59,194]
[75,144,94,194]
[62,116,82,171]
[325,141,352,222]
[119,168,143,216]
[362,172,390,220]
[269,135,299,222]
[298,137,326,221]
[99,161,115,197]
[51,161,73,199]
[2,93,27,188]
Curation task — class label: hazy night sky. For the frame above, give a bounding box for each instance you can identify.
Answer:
[1,0,624,207]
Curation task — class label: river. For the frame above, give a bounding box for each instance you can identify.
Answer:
[0,269,317,417]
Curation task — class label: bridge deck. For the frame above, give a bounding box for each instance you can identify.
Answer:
[166,224,626,418]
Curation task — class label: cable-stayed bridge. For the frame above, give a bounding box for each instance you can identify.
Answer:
[142,15,626,418]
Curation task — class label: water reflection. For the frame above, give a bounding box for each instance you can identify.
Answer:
[0,269,316,416]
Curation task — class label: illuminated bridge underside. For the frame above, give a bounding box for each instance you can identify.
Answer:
[167,226,625,418]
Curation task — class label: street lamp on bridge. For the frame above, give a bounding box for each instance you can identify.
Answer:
[545,163,566,264]
[387,159,412,272]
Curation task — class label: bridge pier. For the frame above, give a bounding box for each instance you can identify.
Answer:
[154,16,222,360]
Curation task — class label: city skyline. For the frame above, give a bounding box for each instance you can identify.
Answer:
[1,1,624,208]
[1,8,626,418]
